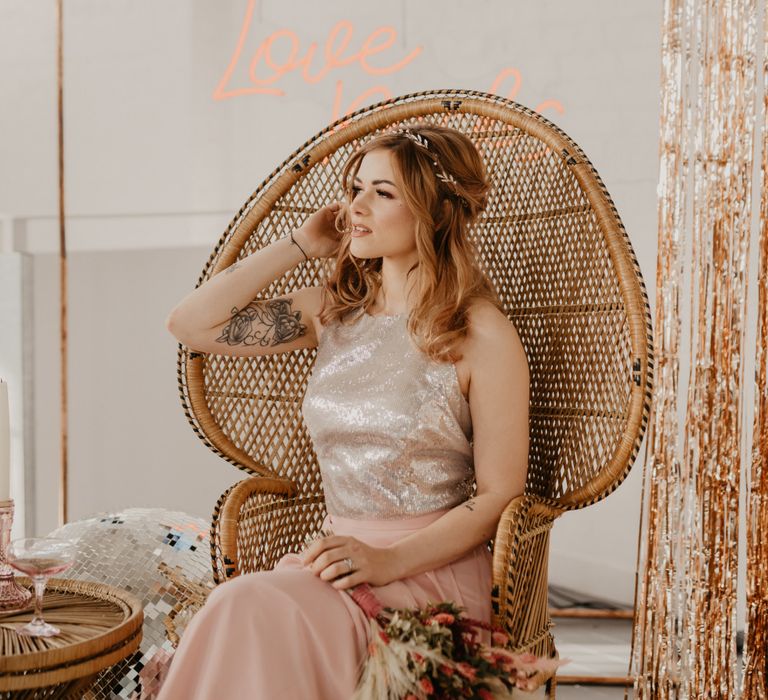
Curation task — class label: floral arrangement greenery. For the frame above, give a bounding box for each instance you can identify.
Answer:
[348,583,567,699]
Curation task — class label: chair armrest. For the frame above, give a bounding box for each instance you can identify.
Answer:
[491,494,563,656]
[211,476,327,584]
[211,476,298,583]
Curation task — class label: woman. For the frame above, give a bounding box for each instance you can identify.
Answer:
[157,124,530,698]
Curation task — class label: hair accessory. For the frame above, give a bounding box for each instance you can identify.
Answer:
[289,229,310,261]
[398,128,470,209]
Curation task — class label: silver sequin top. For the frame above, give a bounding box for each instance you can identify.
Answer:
[302,308,474,518]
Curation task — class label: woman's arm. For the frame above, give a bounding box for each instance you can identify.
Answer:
[166,202,344,355]
[165,233,308,334]
[303,302,530,587]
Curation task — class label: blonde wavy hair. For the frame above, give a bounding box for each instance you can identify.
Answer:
[318,123,503,363]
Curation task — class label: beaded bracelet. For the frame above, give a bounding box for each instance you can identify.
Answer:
[289,230,310,261]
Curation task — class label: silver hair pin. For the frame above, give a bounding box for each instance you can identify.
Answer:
[398,129,469,209]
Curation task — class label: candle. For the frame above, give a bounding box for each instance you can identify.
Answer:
[0,380,9,501]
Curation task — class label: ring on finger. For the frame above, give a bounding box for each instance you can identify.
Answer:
[343,557,354,573]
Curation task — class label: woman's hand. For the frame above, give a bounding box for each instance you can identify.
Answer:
[294,200,347,259]
[301,534,401,590]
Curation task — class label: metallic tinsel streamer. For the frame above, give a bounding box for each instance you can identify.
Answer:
[631,0,758,697]
[630,0,689,695]
[742,10,768,695]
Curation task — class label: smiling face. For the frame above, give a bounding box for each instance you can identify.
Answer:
[348,148,419,262]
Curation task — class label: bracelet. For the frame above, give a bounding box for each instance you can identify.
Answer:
[289,230,310,261]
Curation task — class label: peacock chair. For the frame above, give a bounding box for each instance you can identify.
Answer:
[174,88,653,697]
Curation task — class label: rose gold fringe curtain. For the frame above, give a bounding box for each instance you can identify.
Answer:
[631,0,768,700]
[743,10,768,694]
[631,0,766,697]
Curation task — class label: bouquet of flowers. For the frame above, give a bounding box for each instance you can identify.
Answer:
[347,583,568,699]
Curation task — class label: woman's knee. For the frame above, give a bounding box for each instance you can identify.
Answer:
[205,572,262,607]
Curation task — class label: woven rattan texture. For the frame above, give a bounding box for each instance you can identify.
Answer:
[0,590,125,655]
[491,496,559,658]
[0,678,93,700]
[177,88,652,512]
[210,480,325,584]
[0,579,142,695]
[176,90,653,673]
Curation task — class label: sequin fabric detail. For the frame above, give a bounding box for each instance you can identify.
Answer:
[301,310,474,519]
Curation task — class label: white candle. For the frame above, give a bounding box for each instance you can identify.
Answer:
[0,380,9,501]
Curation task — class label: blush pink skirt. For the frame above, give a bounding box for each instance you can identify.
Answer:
[155,508,492,700]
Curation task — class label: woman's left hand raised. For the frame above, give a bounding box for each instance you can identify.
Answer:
[301,534,401,590]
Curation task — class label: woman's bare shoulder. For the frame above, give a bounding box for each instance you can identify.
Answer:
[464,300,516,338]
[463,301,528,371]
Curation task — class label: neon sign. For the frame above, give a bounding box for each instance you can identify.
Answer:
[213,0,563,130]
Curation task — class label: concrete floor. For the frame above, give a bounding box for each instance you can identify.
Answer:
[512,614,745,698]
[551,616,633,699]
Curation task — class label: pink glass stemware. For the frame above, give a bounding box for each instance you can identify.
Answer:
[7,537,76,637]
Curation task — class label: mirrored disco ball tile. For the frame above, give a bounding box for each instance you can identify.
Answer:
[50,508,214,699]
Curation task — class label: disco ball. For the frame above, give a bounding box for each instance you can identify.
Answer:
[48,507,215,699]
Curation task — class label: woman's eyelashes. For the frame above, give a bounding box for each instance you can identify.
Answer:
[350,185,392,199]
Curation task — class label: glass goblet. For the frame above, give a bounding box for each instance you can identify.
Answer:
[6,537,77,637]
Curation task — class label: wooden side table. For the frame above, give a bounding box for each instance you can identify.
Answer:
[0,578,143,699]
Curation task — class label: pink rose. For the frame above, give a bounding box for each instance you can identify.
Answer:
[439,664,454,676]
[490,650,512,665]
[429,612,455,625]
[477,689,494,700]
[491,631,509,646]
[456,662,477,680]
[419,677,434,693]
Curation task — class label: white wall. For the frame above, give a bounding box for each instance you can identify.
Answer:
[0,0,665,606]
[28,246,243,533]
[0,251,31,540]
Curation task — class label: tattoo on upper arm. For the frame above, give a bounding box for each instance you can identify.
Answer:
[224,262,242,275]
[215,298,307,347]
[464,499,476,512]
